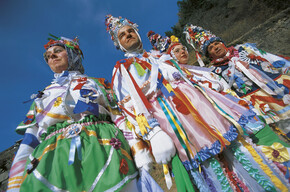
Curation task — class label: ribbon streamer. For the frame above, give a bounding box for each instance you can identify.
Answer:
[68,135,82,165]
[163,164,172,189]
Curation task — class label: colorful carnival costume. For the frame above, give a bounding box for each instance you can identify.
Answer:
[183,25,290,187]
[184,25,290,127]
[147,30,290,191]
[105,15,290,191]
[7,36,139,192]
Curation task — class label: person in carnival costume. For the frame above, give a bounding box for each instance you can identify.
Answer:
[149,30,290,143]
[147,31,230,93]
[147,30,290,191]
[184,25,290,134]
[105,15,290,191]
[7,35,143,192]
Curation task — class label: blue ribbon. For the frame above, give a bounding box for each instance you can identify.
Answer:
[73,89,99,116]
[68,135,82,165]
[283,161,290,179]
[272,60,286,68]
[54,70,69,85]
[73,100,99,116]
[156,70,175,98]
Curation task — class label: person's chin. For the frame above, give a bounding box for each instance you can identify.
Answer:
[128,42,141,51]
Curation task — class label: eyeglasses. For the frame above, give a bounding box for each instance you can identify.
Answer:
[173,46,187,54]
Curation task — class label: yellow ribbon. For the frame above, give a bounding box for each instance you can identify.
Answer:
[136,114,152,136]
[126,119,134,131]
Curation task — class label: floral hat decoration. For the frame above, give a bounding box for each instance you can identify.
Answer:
[166,35,184,55]
[183,24,224,56]
[44,34,84,74]
[105,15,139,50]
[147,30,171,53]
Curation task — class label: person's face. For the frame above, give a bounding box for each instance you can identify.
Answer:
[117,25,141,52]
[207,41,228,60]
[45,46,68,73]
[173,44,188,64]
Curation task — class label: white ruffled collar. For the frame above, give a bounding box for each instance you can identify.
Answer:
[52,71,82,85]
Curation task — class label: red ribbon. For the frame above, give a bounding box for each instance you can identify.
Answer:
[73,77,87,90]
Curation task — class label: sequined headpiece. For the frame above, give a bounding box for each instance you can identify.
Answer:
[147,31,171,53]
[105,15,139,50]
[183,24,223,56]
[44,34,84,74]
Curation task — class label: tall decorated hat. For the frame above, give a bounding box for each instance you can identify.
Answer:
[44,34,84,73]
[105,14,139,50]
[183,24,224,56]
[147,30,171,53]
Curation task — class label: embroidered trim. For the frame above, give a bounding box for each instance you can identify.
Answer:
[45,121,111,140]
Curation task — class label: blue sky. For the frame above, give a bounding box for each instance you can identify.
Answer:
[0,0,179,152]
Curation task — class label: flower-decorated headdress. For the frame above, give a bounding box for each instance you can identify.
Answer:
[44,34,84,74]
[166,35,183,55]
[183,24,224,56]
[147,31,171,53]
[105,14,139,51]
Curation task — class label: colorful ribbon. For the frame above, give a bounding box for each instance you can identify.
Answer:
[68,135,82,165]
[163,164,172,189]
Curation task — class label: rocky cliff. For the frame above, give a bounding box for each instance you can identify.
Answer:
[166,0,290,65]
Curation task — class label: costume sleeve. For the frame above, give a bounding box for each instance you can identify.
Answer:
[7,103,40,192]
[112,65,161,140]
[90,77,154,169]
[237,43,290,75]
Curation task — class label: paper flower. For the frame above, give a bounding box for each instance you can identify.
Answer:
[119,158,129,175]
[172,72,181,80]
[262,142,290,163]
[53,97,62,107]
[110,138,121,150]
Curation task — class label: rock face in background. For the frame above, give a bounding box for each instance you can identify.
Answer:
[166,0,290,65]
[0,141,20,191]
[230,8,290,56]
